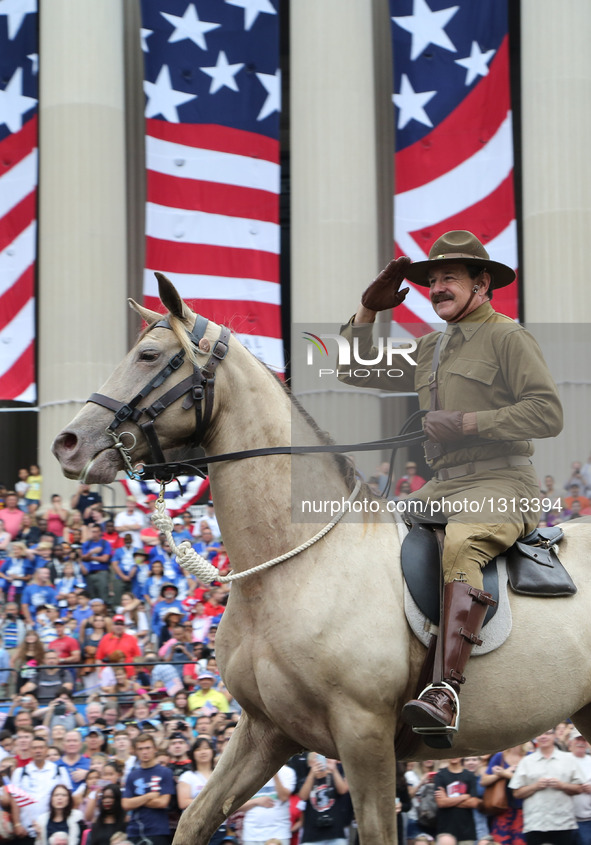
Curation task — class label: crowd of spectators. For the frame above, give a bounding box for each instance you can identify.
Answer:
[0,460,590,845]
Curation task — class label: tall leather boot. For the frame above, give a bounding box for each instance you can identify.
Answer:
[401,580,496,746]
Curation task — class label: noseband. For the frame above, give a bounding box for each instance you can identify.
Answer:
[87,315,230,479]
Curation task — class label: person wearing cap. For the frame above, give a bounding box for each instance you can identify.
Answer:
[95,616,142,678]
[187,672,230,714]
[340,231,563,743]
[151,583,185,642]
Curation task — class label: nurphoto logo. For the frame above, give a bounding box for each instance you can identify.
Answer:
[302,331,417,378]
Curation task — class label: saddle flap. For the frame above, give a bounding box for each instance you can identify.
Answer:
[400,523,498,626]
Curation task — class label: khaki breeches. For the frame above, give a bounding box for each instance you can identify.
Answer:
[409,465,541,590]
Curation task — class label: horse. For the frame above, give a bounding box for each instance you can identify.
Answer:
[53,274,591,845]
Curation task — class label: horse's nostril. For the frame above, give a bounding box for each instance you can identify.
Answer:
[60,432,78,451]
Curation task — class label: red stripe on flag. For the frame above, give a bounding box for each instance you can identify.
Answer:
[144,295,282,339]
[147,170,278,223]
[146,118,279,163]
[0,116,37,175]
[0,191,36,253]
[0,266,34,329]
[146,238,279,283]
[407,173,515,256]
[0,343,34,400]
[396,38,510,193]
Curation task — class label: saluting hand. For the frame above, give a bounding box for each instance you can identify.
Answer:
[361,257,411,313]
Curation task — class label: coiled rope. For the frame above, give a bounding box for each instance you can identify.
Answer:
[152,479,362,584]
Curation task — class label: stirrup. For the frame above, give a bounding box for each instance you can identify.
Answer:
[410,681,461,737]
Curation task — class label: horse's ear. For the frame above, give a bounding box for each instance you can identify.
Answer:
[156,272,193,322]
[128,299,162,325]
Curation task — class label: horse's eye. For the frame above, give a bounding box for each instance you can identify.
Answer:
[138,349,159,362]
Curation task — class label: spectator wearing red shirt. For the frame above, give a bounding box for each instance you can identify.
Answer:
[202,588,227,618]
[102,519,124,551]
[394,462,427,497]
[95,614,142,677]
[2,491,25,539]
[49,619,81,668]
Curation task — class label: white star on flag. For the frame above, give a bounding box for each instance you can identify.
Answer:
[27,53,38,74]
[0,67,37,133]
[201,51,244,94]
[141,28,153,52]
[144,65,197,123]
[225,0,277,32]
[256,68,280,121]
[161,4,220,50]
[0,0,36,40]
[455,40,496,85]
[393,73,436,129]
[393,0,459,61]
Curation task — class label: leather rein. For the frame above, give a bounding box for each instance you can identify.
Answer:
[85,314,427,484]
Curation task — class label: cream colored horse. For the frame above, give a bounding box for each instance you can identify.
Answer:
[53,276,591,845]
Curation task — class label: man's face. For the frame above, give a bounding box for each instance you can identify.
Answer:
[38,567,50,584]
[536,729,555,748]
[428,263,484,322]
[31,739,47,763]
[15,731,32,752]
[86,704,102,723]
[5,494,17,509]
[168,737,188,758]
[64,733,82,755]
[463,756,480,772]
[114,734,131,754]
[135,740,156,766]
[91,526,101,539]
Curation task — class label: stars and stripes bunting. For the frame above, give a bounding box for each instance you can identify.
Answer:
[139,0,283,374]
[390,0,519,336]
[0,0,38,402]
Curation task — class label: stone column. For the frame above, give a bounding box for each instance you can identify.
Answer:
[289,0,394,480]
[520,0,591,480]
[37,0,128,502]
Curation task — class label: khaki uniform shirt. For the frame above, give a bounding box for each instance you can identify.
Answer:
[509,748,584,832]
[339,301,563,473]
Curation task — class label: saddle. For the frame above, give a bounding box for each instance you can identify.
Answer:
[401,516,576,630]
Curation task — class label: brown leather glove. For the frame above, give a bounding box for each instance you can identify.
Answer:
[423,410,465,444]
[361,256,411,312]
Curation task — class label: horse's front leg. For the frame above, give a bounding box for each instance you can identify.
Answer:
[173,712,298,845]
[334,709,399,845]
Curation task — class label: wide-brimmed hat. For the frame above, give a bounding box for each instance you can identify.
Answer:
[405,230,515,289]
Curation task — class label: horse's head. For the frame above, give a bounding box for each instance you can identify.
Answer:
[52,274,230,484]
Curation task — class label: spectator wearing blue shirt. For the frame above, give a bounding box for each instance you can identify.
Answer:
[112,533,140,608]
[20,567,58,626]
[151,584,185,641]
[0,542,34,602]
[122,731,175,845]
[81,523,112,602]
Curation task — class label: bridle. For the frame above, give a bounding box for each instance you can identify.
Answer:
[86,315,230,480]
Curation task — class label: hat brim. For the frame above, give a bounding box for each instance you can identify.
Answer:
[405,256,515,289]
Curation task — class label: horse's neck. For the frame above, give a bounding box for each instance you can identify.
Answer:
[206,346,348,567]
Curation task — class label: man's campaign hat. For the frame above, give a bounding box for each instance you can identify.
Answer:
[405,230,516,289]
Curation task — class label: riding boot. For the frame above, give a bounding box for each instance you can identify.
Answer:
[401,580,496,745]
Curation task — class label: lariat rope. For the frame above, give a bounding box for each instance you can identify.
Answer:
[152,479,362,584]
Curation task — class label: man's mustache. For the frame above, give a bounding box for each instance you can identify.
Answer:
[431,293,455,303]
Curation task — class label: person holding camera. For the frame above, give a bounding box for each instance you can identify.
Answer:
[298,753,350,845]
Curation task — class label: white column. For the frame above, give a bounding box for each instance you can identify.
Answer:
[289,0,393,480]
[520,0,591,481]
[37,0,128,501]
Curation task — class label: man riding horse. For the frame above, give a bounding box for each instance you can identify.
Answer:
[339,230,563,745]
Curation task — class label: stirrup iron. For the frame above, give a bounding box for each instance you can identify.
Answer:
[410,681,461,737]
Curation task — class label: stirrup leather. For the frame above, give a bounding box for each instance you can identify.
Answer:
[410,681,461,737]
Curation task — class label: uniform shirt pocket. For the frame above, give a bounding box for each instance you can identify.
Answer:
[446,357,499,386]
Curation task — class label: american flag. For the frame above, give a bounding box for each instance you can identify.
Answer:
[139,0,283,374]
[5,783,36,807]
[390,0,518,335]
[120,475,211,516]
[0,0,38,402]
